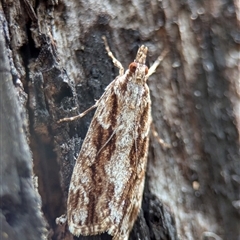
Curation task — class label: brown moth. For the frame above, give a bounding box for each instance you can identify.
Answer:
[58,37,167,240]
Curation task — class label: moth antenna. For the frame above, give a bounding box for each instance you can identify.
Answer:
[102,36,124,76]
[146,48,169,79]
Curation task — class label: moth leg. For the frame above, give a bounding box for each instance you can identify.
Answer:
[55,214,67,225]
[96,127,118,155]
[151,123,171,148]
[58,101,99,123]
[146,48,169,78]
[102,36,124,76]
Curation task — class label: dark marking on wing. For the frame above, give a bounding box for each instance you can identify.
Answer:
[87,191,97,225]
[120,72,131,94]
[69,188,80,216]
[109,91,118,129]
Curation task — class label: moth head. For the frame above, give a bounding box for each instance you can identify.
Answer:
[128,62,148,82]
[128,45,149,84]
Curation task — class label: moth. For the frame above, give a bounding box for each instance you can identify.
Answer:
[57,37,167,240]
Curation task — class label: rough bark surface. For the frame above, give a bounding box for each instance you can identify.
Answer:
[0,0,239,240]
[0,36,47,239]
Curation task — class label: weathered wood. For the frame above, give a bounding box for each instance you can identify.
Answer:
[0,35,46,239]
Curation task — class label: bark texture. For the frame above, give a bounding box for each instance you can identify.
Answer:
[0,36,46,239]
[0,0,239,240]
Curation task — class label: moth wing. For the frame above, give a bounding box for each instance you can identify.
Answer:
[67,75,151,240]
[67,78,120,236]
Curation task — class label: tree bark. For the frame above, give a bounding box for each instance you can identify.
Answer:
[0,34,47,239]
[0,0,239,240]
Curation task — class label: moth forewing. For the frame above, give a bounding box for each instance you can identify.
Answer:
[65,41,166,240]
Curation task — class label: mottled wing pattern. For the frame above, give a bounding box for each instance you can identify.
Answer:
[67,45,151,240]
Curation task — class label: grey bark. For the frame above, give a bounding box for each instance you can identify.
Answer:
[0,35,47,238]
[0,0,239,240]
